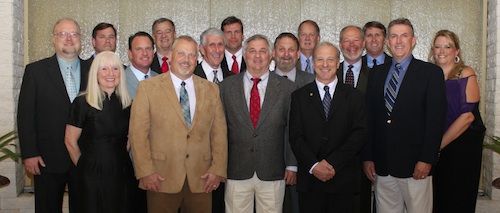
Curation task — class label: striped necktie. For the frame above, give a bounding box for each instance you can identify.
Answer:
[384,63,402,115]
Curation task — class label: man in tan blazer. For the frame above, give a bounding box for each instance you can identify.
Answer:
[129,35,228,213]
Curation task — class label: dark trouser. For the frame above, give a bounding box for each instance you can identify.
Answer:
[283,185,299,213]
[355,172,375,213]
[34,167,77,213]
[212,183,225,213]
[298,182,354,213]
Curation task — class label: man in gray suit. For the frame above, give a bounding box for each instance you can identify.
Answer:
[220,34,297,213]
[272,32,313,213]
[273,32,315,88]
[125,31,158,99]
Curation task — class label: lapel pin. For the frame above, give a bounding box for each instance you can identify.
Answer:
[309,93,313,97]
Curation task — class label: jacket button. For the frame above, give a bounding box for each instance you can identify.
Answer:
[253,134,258,137]
[186,154,189,158]
[387,119,391,124]
[187,135,190,138]
[250,148,255,152]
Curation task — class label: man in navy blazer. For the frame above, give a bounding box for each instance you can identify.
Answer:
[18,18,90,213]
[363,18,446,213]
[290,42,366,212]
[220,34,297,213]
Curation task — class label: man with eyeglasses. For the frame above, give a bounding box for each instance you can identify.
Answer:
[150,18,176,74]
[18,18,90,213]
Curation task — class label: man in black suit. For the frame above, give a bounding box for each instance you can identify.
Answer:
[296,20,321,74]
[150,18,176,74]
[363,18,446,213]
[194,28,232,83]
[362,21,392,69]
[290,42,366,213]
[337,25,371,213]
[18,18,90,213]
[85,22,117,64]
[220,16,246,74]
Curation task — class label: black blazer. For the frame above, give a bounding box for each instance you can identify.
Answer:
[150,52,162,74]
[336,60,370,93]
[221,54,246,74]
[290,81,366,193]
[193,62,233,80]
[363,57,446,178]
[17,54,90,173]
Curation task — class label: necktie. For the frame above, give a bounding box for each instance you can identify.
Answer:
[65,66,77,102]
[250,78,261,128]
[305,59,312,74]
[213,70,220,84]
[144,74,149,80]
[161,56,169,73]
[345,64,355,87]
[282,75,288,79]
[180,81,191,128]
[231,55,239,74]
[322,86,332,118]
[384,63,401,115]
[373,58,378,67]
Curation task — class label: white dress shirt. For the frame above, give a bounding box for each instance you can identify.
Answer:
[170,72,196,122]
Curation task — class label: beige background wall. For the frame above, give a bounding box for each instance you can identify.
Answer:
[27,0,483,79]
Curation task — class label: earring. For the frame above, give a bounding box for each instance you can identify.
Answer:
[455,56,460,63]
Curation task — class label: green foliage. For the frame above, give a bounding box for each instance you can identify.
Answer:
[0,131,19,162]
[484,135,500,154]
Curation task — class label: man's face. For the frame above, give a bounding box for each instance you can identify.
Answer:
[364,27,385,57]
[199,35,225,69]
[169,39,198,80]
[314,45,340,85]
[273,37,299,72]
[339,27,364,63]
[153,21,176,51]
[223,23,244,53]
[52,20,81,59]
[244,38,272,77]
[387,24,416,62]
[127,36,154,73]
[298,23,320,53]
[92,27,116,54]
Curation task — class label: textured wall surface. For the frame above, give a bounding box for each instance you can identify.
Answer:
[27,0,483,76]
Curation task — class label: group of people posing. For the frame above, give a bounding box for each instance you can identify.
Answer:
[17,15,485,213]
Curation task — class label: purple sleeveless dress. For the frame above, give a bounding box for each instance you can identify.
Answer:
[434,76,485,212]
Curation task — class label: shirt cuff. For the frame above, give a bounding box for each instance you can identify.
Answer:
[286,166,297,172]
[309,162,319,174]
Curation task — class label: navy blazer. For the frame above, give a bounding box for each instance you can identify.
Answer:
[363,57,446,178]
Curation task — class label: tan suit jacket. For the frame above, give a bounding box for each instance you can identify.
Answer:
[129,73,227,193]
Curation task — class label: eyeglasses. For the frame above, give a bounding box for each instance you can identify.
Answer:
[53,32,81,39]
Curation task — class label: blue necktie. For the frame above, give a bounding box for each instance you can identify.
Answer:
[322,86,332,118]
[180,81,191,128]
[384,63,401,115]
[65,66,77,102]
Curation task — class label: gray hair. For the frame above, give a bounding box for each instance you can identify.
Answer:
[243,34,272,55]
[200,28,226,47]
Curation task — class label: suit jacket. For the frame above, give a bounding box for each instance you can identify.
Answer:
[193,62,233,81]
[294,69,316,88]
[219,72,297,181]
[290,81,366,194]
[363,57,446,178]
[18,54,90,173]
[129,73,227,193]
[336,60,370,93]
[125,67,158,99]
[362,52,392,69]
[222,54,246,74]
[150,52,162,74]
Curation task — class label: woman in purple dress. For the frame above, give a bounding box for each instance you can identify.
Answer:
[429,30,485,212]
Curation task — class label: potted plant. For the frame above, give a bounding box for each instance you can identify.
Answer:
[484,135,500,189]
[0,131,20,187]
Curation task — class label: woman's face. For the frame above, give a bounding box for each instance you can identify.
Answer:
[432,36,459,67]
[97,62,120,94]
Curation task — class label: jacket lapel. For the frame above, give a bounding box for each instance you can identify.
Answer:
[160,74,189,128]
[256,73,279,129]
[190,76,206,131]
[45,55,71,103]
[308,82,327,120]
[230,74,255,130]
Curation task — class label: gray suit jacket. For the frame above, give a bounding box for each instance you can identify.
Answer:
[125,66,158,99]
[294,69,315,88]
[220,72,297,181]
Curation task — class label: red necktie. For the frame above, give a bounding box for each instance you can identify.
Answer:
[250,78,261,128]
[231,55,239,74]
[162,56,169,73]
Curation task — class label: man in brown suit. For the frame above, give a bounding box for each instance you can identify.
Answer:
[129,35,228,213]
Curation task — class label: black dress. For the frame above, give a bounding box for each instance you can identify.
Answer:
[68,93,136,213]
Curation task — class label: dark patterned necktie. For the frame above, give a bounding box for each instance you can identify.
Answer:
[322,86,332,118]
[345,65,354,87]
